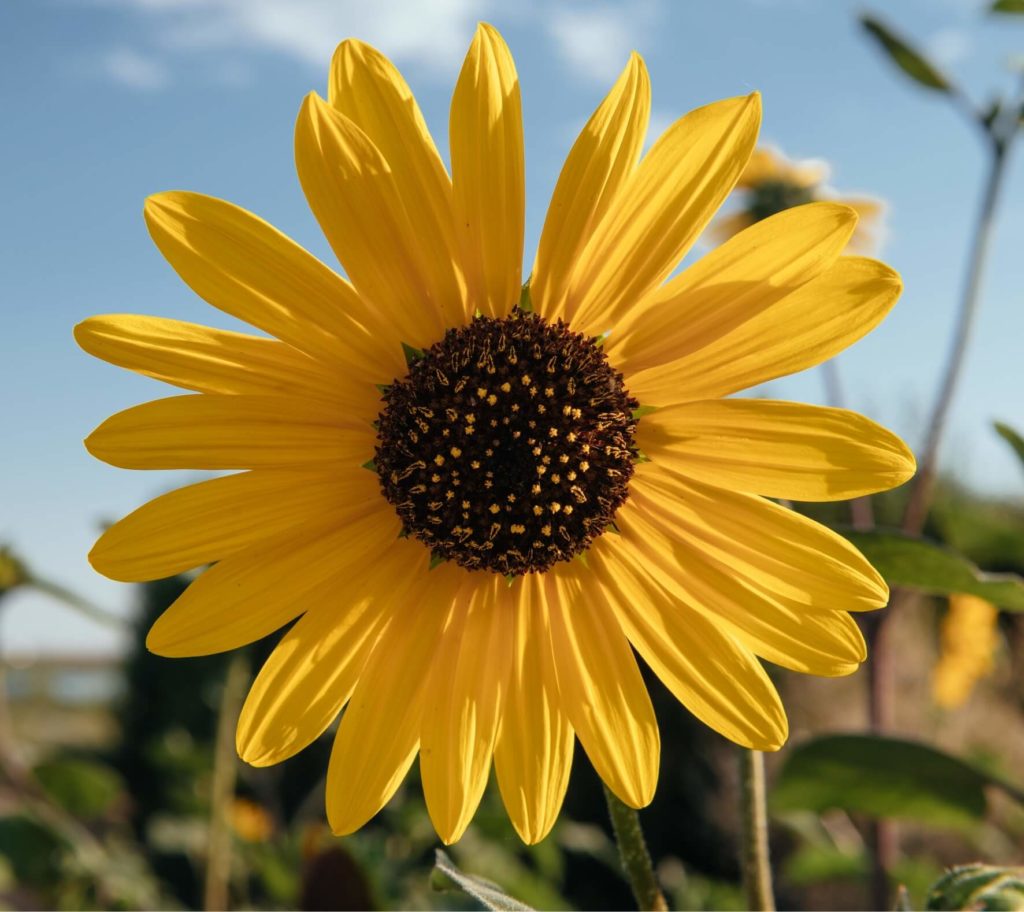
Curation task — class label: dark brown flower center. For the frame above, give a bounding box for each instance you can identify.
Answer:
[374,311,638,575]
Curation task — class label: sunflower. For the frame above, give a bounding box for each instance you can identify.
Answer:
[76,24,915,845]
[710,144,886,253]
[933,593,999,709]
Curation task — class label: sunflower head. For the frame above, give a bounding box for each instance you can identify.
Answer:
[77,22,914,846]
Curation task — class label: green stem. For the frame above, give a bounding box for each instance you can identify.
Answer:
[29,577,127,629]
[203,654,249,912]
[739,749,775,912]
[603,784,668,911]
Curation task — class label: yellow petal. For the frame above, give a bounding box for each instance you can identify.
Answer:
[326,563,464,835]
[638,399,915,502]
[569,93,761,333]
[609,509,866,678]
[144,191,401,379]
[421,575,514,844]
[494,575,574,845]
[90,467,381,582]
[295,93,448,347]
[531,53,649,323]
[629,464,889,613]
[329,41,468,326]
[608,202,857,371]
[85,393,373,470]
[74,314,353,404]
[545,567,659,808]
[237,539,428,766]
[146,506,399,657]
[628,256,902,404]
[590,539,788,749]
[450,23,524,318]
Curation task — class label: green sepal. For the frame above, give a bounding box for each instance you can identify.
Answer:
[429,554,447,570]
[605,521,621,535]
[632,404,658,419]
[397,528,410,539]
[591,331,610,348]
[633,451,651,464]
[361,459,377,473]
[518,280,533,313]
[505,573,518,587]
[375,383,391,394]
[575,550,590,568]
[401,342,425,366]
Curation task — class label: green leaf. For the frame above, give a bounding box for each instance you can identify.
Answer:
[33,757,124,818]
[926,864,1024,910]
[840,528,1024,611]
[992,0,1024,13]
[401,341,425,366]
[518,280,533,313]
[432,849,534,911]
[995,422,1024,470]
[860,15,951,92]
[771,734,1023,829]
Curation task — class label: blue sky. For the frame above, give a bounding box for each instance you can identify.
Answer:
[2,0,1022,656]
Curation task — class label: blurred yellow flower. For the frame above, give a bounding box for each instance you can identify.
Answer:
[230,797,274,843]
[933,593,999,709]
[711,145,886,253]
[0,546,28,595]
[77,24,914,844]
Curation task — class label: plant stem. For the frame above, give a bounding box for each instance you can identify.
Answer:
[901,138,1011,536]
[739,749,775,912]
[603,784,668,911]
[204,654,249,912]
[29,577,127,629]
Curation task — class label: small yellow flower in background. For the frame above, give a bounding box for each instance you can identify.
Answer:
[76,24,915,845]
[0,546,29,596]
[933,593,999,709]
[230,797,274,843]
[711,144,886,253]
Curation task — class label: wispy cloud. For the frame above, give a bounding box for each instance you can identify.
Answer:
[99,0,489,77]
[99,46,170,89]
[543,1,661,84]
[924,27,973,67]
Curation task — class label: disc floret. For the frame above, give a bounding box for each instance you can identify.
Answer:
[375,312,638,575]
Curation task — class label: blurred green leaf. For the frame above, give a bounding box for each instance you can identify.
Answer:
[771,735,1021,829]
[995,422,1024,470]
[0,815,67,887]
[33,757,125,819]
[783,845,867,886]
[860,15,951,92]
[433,849,534,911]
[841,528,1024,610]
[926,864,1024,910]
[992,0,1024,13]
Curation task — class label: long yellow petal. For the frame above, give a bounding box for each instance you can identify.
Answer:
[590,539,788,749]
[85,394,373,470]
[450,23,524,318]
[629,464,888,613]
[420,575,514,844]
[569,93,761,333]
[296,92,448,348]
[494,575,574,845]
[74,314,355,404]
[90,467,381,582]
[329,40,468,326]
[607,202,857,372]
[236,539,428,766]
[545,567,659,808]
[638,399,915,502]
[610,507,866,677]
[628,256,901,404]
[146,505,399,657]
[325,563,464,835]
[531,53,649,322]
[144,192,401,380]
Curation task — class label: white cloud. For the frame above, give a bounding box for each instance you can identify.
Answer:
[99,46,170,89]
[544,2,661,84]
[101,0,489,75]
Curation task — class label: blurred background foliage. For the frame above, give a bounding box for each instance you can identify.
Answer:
[3,1,1024,910]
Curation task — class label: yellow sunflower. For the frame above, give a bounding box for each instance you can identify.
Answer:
[933,593,999,709]
[76,24,915,845]
[711,144,886,253]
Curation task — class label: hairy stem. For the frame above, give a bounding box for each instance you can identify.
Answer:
[204,654,249,912]
[739,749,775,912]
[603,784,668,911]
